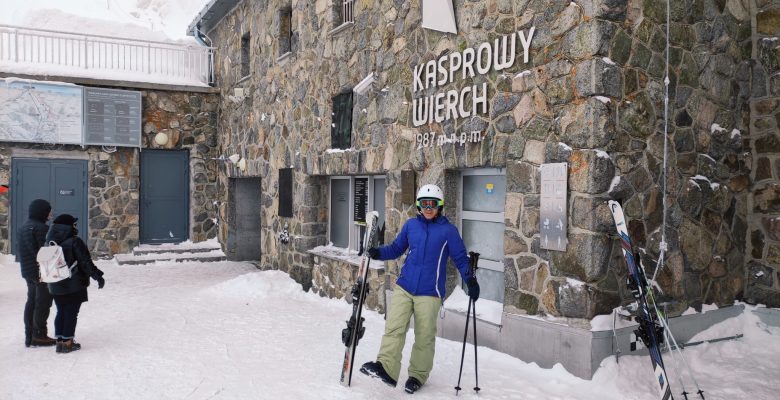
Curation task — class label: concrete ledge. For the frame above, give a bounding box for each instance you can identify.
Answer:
[0,72,218,93]
[436,305,747,380]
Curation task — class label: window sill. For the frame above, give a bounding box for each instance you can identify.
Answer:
[328,21,354,37]
[308,245,384,269]
[276,52,293,64]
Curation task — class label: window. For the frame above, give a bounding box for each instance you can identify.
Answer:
[459,169,506,303]
[340,0,355,24]
[279,7,292,56]
[240,32,250,78]
[331,92,353,149]
[279,168,293,217]
[329,176,386,252]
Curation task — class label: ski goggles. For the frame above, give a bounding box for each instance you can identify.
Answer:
[417,198,443,209]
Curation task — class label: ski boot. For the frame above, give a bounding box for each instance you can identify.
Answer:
[360,361,397,387]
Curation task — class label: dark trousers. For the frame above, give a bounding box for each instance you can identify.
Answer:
[53,298,83,339]
[24,279,53,338]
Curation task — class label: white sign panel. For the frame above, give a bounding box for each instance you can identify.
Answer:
[0,79,83,144]
[422,0,457,33]
[540,163,568,252]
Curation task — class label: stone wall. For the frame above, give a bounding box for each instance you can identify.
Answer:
[0,89,219,257]
[207,0,765,317]
[746,0,780,307]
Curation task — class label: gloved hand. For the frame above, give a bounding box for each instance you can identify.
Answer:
[367,247,380,260]
[467,277,480,302]
[96,276,105,289]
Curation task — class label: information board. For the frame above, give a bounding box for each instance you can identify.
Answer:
[0,79,83,144]
[353,178,368,223]
[83,87,142,147]
[540,163,568,252]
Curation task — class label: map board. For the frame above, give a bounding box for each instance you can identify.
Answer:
[83,87,142,147]
[0,79,83,144]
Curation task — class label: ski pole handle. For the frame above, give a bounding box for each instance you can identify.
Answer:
[468,252,480,275]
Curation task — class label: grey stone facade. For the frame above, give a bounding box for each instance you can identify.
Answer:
[746,0,780,307]
[207,0,779,317]
[0,89,220,257]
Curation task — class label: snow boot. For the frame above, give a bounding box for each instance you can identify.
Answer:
[57,339,81,354]
[30,335,56,347]
[360,361,397,387]
[404,377,422,394]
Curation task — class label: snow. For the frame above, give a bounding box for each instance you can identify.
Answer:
[594,96,611,104]
[558,142,572,151]
[0,252,778,399]
[594,149,610,159]
[2,1,209,41]
[710,123,727,134]
[514,70,532,78]
[609,176,622,192]
[730,129,741,139]
[602,57,616,65]
[443,285,503,326]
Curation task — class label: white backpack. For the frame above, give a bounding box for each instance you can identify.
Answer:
[37,241,77,283]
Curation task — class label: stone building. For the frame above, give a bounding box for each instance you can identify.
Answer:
[0,86,221,258]
[189,0,779,377]
[0,20,221,258]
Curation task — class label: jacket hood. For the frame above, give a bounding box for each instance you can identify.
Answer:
[28,199,52,222]
[46,223,76,245]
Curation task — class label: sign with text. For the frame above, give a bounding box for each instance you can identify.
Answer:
[83,87,142,147]
[540,163,568,252]
[353,178,368,223]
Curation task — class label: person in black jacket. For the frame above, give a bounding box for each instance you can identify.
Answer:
[45,214,105,353]
[17,198,56,348]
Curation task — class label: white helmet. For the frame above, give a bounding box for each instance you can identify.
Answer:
[416,184,444,211]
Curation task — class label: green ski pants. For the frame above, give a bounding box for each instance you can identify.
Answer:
[377,286,442,384]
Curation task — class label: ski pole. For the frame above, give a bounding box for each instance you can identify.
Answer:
[470,252,481,393]
[454,297,472,396]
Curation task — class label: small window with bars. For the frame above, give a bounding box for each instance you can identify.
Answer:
[341,0,354,24]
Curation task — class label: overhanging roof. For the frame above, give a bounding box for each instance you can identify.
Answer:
[187,0,242,37]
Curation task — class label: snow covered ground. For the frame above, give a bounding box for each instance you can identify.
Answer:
[0,254,778,400]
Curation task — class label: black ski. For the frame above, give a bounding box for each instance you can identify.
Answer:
[339,211,380,387]
[608,200,673,400]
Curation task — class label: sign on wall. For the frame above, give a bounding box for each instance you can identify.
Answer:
[83,87,142,147]
[353,178,368,223]
[0,79,83,144]
[540,163,568,252]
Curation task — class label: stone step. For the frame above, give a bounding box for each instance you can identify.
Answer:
[131,241,222,256]
[115,250,226,265]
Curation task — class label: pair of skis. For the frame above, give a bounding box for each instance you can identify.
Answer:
[609,201,704,400]
[339,211,380,387]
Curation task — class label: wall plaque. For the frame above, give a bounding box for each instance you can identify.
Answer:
[540,163,568,252]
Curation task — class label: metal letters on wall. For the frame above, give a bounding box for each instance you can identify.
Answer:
[540,163,568,252]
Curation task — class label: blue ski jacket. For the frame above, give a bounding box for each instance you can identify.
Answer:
[375,214,473,298]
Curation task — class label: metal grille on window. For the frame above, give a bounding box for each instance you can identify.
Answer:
[342,0,354,24]
[279,8,292,55]
[240,32,250,78]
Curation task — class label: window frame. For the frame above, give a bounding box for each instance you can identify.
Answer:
[240,31,251,80]
[328,175,386,252]
[278,7,292,57]
[458,168,506,304]
[331,91,353,150]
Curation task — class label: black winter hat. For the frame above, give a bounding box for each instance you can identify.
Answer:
[53,214,78,225]
[28,199,52,221]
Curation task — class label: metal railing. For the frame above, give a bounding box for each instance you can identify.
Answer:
[0,24,214,86]
[342,0,354,24]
